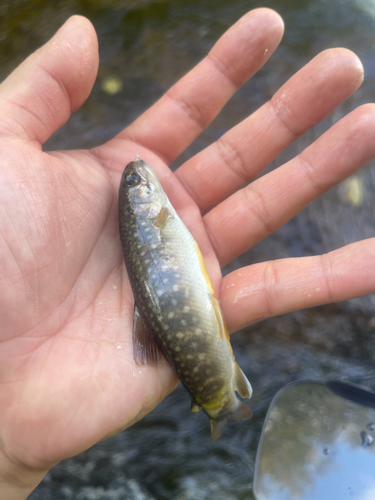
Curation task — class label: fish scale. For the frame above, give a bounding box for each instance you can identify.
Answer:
[119,158,253,438]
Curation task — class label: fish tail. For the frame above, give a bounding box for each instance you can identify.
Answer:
[210,402,252,439]
[231,401,253,422]
[210,416,230,440]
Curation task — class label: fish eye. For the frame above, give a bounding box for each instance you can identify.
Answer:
[125,170,141,187]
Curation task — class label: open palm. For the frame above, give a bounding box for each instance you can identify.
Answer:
[1,10,375,492]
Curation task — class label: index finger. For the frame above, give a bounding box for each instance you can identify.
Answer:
[118,8,284,163]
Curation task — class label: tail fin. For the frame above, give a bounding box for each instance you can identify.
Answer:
[210,402,252,439]
[231,401,252,422]
[210,417,230,440]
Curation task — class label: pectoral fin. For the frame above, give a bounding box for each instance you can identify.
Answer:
[133,305,165,366]
[155,207,173,228]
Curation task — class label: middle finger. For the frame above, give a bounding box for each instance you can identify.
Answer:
[176,49,363,214]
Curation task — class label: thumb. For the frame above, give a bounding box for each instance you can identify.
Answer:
[0,15,98,144]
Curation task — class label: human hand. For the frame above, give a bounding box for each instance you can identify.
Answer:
[1,9,375,499]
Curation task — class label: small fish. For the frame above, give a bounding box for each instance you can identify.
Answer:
[118,158,252,439]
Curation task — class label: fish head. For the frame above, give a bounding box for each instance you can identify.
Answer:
[120,159,166,219]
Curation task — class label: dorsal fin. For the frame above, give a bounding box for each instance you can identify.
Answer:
[133,305,165,366]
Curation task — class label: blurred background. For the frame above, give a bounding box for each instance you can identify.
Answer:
[1,0,375,498]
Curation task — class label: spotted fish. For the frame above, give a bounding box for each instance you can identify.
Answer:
[118,158,252,438]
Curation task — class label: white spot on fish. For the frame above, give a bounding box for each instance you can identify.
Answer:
[172,299,177,306]
[175,346,181,352]
[163,278,168,284]
[181,320,186,326]
[191,342,197,349]
[176,332,183,338]
[187,354,193,360]
[168,312,175,319]
[183,306,190,313]
[173,285,179,292]
[116,345,122,349]
[184,289,190,298]
[198,353,205,360]
[195,328,202,335]
[151,244,157,249]
[157,289,164,297]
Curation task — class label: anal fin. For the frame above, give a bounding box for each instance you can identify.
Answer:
[234,363,253,399]
[133,305,165,366]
